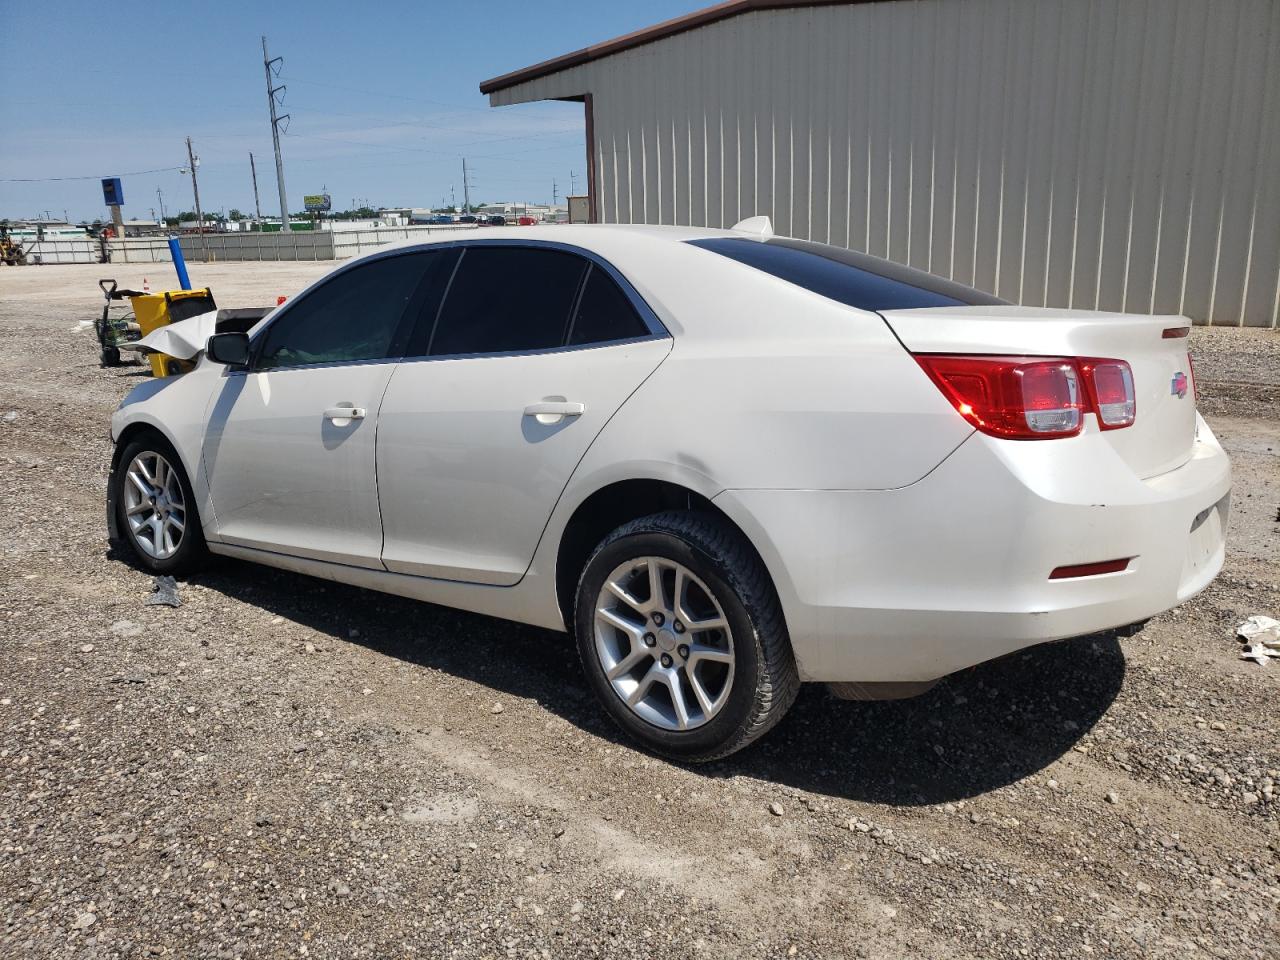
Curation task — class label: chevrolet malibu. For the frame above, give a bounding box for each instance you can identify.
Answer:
[107,221,1231,761]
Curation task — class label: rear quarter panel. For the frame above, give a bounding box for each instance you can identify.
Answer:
[570,247,973,493]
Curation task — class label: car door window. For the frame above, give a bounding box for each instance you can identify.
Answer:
[255,252,439,370]
[567,265,650,345]
[427,247,587,356]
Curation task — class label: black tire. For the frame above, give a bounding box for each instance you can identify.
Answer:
[101,346,121,367]
[574,511,799,762]
[113,433,208,576]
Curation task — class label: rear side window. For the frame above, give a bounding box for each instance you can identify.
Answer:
[429,247,587,356]
[255,252,435,370]
[568,266,649,346]
[687,237,1007,311]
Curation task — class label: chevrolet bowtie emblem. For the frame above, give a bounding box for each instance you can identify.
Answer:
[1171,372,1189,398]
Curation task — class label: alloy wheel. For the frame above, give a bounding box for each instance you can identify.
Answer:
[593,556,736,731]
[123,450,187,560]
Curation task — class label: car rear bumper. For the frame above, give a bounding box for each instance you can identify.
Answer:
[713,415,1231,683]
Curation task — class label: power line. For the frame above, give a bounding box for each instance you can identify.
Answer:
[0,165,184,183]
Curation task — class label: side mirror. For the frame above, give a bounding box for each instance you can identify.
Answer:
[206,332,250,366]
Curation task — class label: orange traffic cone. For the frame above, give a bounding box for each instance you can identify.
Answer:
[142,277,151,293]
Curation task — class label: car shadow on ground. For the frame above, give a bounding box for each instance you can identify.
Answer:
[169,555,1124,807]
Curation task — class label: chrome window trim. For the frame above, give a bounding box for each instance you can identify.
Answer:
[397,332,670,367]
[222,356,401,378]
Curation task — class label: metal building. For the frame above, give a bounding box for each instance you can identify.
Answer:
[481,0,1280,327]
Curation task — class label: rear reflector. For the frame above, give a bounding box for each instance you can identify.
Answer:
[914,354,1135,440]
[1162,326,1191,339]
[1049,558,1132,579]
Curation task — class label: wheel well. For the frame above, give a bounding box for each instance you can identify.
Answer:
[555,479,752,629]
[111,423,168,471]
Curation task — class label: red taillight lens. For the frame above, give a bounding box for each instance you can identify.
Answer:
[915,355,1136,440]
[1080,359,1136,429]
[913,355,1083,439]
[1186,351,1196,400]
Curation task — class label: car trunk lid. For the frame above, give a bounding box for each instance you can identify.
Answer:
[881,305,1198,479]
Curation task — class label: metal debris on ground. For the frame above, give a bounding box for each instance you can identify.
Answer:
[145,575,181,608]
[1237,615,1280,665]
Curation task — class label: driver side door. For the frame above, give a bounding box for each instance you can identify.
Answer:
[200,250,446,568]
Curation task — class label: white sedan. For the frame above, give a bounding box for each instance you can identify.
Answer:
[107,221,1230,760]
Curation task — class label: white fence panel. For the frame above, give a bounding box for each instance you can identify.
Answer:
[22,237,101,264]
[331,224,478,259]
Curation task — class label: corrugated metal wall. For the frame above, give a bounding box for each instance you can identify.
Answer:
[491,0,1280,327]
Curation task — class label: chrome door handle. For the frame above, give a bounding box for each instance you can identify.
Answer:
[324,405,366,421]
[523,401,585,424]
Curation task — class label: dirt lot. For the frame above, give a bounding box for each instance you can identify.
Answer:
[1,261,1277,959]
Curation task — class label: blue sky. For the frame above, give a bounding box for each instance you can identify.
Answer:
[0,0,703,222]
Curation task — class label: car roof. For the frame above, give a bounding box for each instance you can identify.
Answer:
[363,222,742,259]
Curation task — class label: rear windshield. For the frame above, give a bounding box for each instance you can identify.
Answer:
[687,237,1007,311]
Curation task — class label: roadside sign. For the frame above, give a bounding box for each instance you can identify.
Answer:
[303,194,331,212]
[102,177,124,206]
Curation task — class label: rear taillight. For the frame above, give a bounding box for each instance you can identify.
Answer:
[915,355,1136,440]
[1080,359,1135,429]
[1186,351,1196,401]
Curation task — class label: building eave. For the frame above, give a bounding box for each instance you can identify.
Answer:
[479,0,860,96]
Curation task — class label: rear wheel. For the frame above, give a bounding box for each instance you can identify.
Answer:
[574,511,798,762]
[114,434,207,576]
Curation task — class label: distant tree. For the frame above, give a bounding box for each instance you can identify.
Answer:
[229,209,244,221]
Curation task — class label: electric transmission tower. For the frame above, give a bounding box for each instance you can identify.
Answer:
[262,37,291,231]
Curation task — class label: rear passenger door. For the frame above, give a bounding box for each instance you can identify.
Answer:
[376,243,671,585]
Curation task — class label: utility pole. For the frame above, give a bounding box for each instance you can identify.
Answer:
[249,152,263,221]
[552,178,558,206]
[262,36,291,232]
[156,187,167,226]
[184,136,210,261]
[462,158,472,213]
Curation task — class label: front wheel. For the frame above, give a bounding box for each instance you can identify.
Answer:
[113,434,207,576]
[574,511,799,762]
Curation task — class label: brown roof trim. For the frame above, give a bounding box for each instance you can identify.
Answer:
[479,0,857,95]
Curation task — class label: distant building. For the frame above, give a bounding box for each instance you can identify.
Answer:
[377,208,412,226]
[477,202,566,221]
[122,219,163,237]
[8,219,83,238]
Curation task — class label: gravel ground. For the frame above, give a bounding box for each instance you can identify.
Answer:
[1,262,1278,960]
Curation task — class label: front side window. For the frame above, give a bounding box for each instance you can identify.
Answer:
[428,247,587,356]
[568,266,650,346]
[255,252,436,370]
